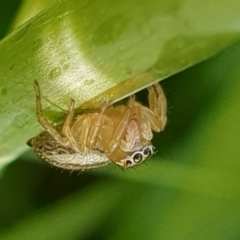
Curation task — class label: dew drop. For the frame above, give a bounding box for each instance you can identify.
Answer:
[84,79,95,85]
[33,38,43,51]
[62,63,70,71]
[48,67,62,80]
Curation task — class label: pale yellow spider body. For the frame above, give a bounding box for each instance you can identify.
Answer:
[27,81,167,170]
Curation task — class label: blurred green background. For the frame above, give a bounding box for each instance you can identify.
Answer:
[0,1,240,240]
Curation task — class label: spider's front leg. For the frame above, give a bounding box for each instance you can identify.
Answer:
[106,108,131,154]
[34,81,82,151]
[86,103,108,149]
[139,83,167,132]
[72,102,108,154]
[148,83,167,129]
[33,81,66,144]
[61,98,83,152]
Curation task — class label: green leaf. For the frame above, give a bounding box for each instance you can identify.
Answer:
[1,35,240,240]
[1,0,240,164]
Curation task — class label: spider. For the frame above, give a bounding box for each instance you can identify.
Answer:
[27,81,167,170]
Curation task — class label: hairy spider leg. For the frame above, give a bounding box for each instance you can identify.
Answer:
[106,108,131,154]
[61,98,83,152]
[149,83,167,128]
[87,104,108,149]
[61,98,75,136]
[137,83,167,132]
[33,81,66,145]
[79,116,92,153]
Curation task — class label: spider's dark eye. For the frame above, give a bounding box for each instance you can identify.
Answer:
[126,160,132,167]
[132,152,143,163]
[143,146,153,158]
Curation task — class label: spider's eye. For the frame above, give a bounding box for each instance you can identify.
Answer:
[132,152,143,163]
[143,146,153,158]
[126,160,132,167]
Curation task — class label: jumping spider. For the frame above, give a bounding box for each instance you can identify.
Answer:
[27,81,167,170]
